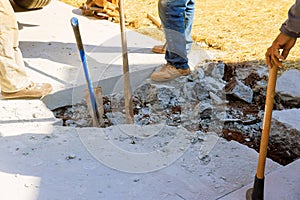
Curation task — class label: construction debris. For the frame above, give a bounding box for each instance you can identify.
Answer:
[147,13,162,29]
[80,0,120,22]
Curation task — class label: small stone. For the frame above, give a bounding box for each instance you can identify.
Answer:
[133,178,140,182]
[66,154,76,160]
[179,147,185,151]
[198,155,211,165]
[190,138,198,144]
[30,136,36,140]
[65,120,75,126]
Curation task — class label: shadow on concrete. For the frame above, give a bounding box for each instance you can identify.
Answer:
[18,40,159,110]
[19,41,155,66]
[0,129,114,200]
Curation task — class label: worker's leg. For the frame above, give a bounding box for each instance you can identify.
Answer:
[0,0,31,93]
[158,0,195,69]
[185,0,195,53]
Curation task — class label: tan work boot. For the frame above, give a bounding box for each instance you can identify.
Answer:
[150,63,190,82]
[152,43,167,54]
[1,82,53,99]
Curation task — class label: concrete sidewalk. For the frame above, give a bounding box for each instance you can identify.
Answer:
[13,0,166,94]
[0,1,299,200]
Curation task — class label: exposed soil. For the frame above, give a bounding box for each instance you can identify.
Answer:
[221,98,297,166]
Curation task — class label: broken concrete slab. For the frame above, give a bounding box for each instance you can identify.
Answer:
[273,108,300,131]
[270,109,300,160]
[225,77,253,103]
[42,67,155,110]
[276,69,300,107]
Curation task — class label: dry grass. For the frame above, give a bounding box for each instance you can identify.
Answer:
[61,0,300,70]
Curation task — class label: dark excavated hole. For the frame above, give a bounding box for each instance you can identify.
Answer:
[222,128,298,166]
[52,61,300,166]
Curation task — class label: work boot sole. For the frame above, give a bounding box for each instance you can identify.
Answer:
[1,83,52,99]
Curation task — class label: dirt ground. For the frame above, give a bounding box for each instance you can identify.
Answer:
[60,0,300,72]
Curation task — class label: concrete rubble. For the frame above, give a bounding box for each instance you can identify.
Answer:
[0,1,299,200]
[276,69,300,108]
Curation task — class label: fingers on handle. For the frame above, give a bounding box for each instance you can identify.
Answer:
[271,54,283,68]
[281,49,290,60]
[265,53,272,68]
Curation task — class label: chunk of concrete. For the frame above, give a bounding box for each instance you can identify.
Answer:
[225,77,253,103]
[276,69,300,106]
[273,108,300,131]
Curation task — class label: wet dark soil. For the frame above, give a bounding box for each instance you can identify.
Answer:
[221,97,298,166]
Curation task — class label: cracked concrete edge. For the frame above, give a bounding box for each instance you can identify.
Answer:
[42,66,155,110]
[219,158,300,200]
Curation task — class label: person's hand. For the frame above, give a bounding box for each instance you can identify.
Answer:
[265,33,297,68]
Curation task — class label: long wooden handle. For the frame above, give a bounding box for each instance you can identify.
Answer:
[256,66,278,179]
[118,0,134,124]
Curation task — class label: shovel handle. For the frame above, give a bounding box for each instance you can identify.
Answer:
[247,66,279,200]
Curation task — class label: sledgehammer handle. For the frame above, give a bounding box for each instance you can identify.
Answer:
[256,66,278,179]
[247,66,278,200]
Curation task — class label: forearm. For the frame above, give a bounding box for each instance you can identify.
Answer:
[280,0,300,38]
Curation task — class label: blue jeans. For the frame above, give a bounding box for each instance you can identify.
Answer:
[158,0,195,70]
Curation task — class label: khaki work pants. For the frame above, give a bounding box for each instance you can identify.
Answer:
[0,0,31,93]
